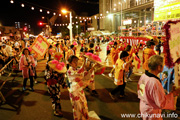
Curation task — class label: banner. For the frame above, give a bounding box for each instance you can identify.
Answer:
[31,35,50,57]
[154,0,180,21]
[169,22,180,63]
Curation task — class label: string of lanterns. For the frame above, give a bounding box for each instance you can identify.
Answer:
[10,0,105,26]
[53,16,108,27]
[10,0,61,16]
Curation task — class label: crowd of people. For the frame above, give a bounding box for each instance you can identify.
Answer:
[0,38,26,75]
[1,34,180,119]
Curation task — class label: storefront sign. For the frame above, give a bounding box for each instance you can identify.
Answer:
[169,22,180,62]
[87,27,95,31]
[123,19,132,25]
[118,26,126,30]
[154,0,180,21]
[31,35,50,57]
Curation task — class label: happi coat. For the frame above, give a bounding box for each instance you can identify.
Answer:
[143,48,156,71]
[138,71,175,120]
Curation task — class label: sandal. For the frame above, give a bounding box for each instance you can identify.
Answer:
[54,111,63,117]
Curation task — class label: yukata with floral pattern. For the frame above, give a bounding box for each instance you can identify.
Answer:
[46,69,66,116]
[67,66,92,120]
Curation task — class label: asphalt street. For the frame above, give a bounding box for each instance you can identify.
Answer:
[0,43,180,120]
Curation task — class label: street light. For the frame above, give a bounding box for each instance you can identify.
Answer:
[107,14,113,19]
[119,2,123,35]
[107,14,113,32]
[61,9,73,43]
[76,25,78,36]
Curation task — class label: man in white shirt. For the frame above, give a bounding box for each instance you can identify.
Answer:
[4,43,13,70]
[14,41,20,48]
[5,43,13,57]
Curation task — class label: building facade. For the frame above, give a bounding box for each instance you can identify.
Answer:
[79,17,92,32]
[98,0,155,35]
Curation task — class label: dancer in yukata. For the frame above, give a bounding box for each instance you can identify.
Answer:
[19,48,35,91]
[67,55,98,120]
[138,55,180,120]
[46,71,66,117]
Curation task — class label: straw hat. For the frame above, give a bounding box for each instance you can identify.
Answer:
[48,60,67,73]
[84,53,103,65]
[84,53,106,75]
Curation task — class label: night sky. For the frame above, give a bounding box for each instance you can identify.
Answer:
[0,0,99,34]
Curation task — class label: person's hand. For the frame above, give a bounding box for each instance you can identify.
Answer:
[89,63,98,72]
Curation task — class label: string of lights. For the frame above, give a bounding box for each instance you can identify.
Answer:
[10,0,105,19]
[9,0,106,26]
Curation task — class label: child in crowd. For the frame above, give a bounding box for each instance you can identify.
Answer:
[109,51,133,101]
[105,50,112,66]
[67,55,97,120]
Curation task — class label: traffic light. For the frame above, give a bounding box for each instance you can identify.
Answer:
[23,27,27,31]
[39,22,43,26]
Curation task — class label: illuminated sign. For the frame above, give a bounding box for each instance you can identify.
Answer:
[123,19,132,25]
[154,0,180,21]
[87,27,95,31]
